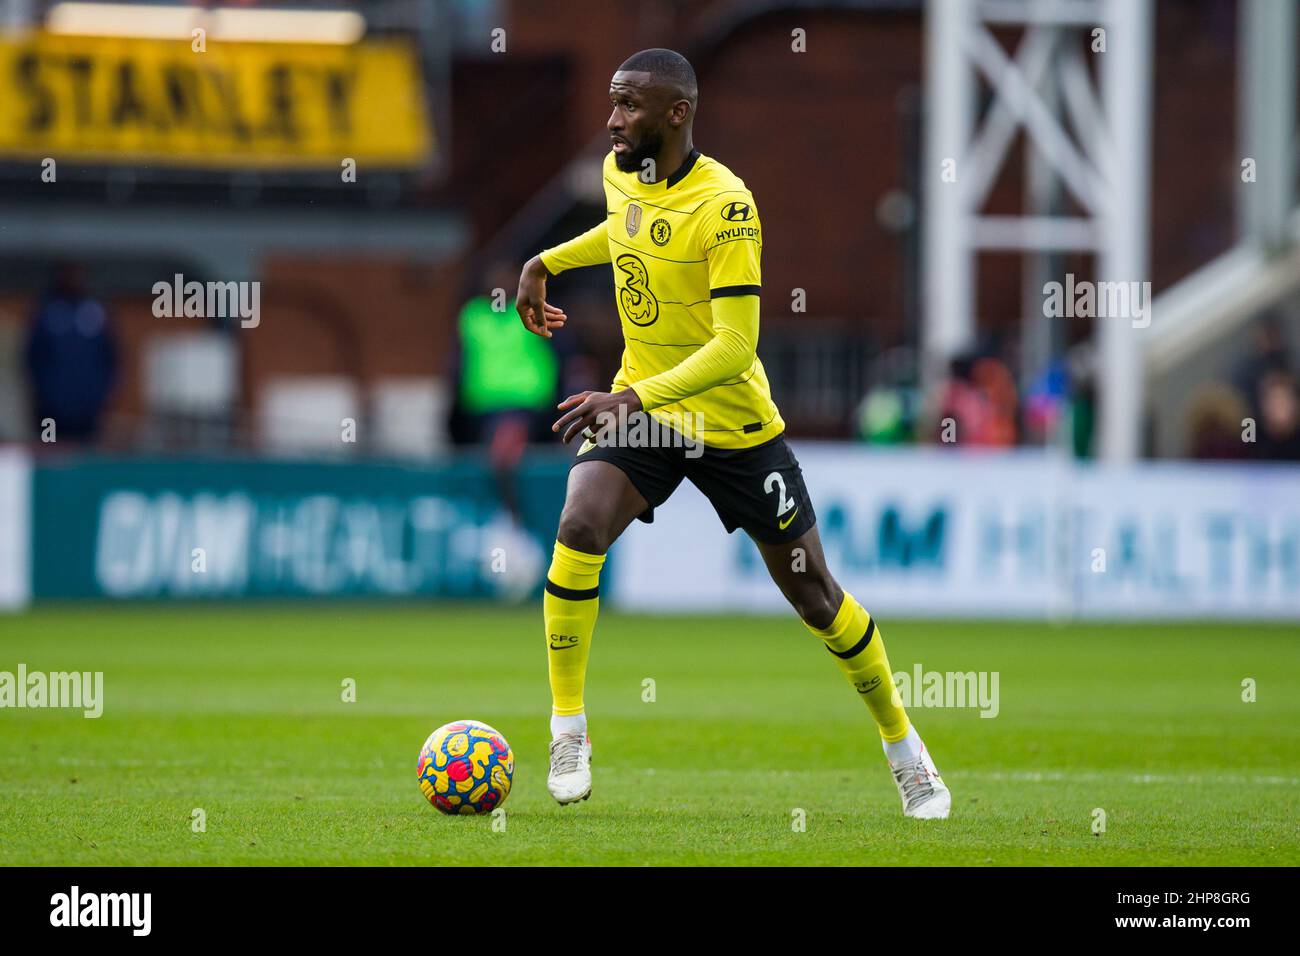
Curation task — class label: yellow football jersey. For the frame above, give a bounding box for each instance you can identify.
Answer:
[546,149,784,449]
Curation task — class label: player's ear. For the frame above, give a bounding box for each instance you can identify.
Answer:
[668,98,691,128]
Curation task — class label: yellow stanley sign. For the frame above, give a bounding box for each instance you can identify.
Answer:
[0,32,433,168]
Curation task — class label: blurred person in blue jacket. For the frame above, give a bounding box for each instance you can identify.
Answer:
[24,263,118,444]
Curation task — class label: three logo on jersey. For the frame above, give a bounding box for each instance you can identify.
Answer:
[615,253,658,326]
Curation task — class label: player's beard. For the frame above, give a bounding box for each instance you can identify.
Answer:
[613,128,665,176]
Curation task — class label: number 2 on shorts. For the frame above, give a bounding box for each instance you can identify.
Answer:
[764,471,795,519]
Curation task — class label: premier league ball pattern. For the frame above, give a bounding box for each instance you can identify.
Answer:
[418,720,514,815]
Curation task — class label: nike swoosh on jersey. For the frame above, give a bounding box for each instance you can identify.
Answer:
[779,507,799,530]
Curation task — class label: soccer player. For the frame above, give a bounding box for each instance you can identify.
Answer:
[516,49,950,819]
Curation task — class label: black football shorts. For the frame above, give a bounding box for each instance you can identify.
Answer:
[571,413,817,545]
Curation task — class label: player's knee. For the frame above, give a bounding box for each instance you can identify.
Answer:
[796,597,838,631]
[791,580,842,630]
[556,509,610,556]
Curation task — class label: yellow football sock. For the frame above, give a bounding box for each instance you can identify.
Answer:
[805,592,910,742]
[544,541,605,716]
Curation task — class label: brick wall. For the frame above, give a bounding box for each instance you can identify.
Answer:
[0,0,1244,442]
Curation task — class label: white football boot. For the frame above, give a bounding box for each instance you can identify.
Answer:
[885,739,951,819]
[547,732,592,805]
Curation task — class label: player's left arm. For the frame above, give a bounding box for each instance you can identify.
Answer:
[625,193,762,411]
[552,295,758,443]
[621,295,758,411]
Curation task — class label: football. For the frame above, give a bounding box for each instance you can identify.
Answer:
[417,720,514,815]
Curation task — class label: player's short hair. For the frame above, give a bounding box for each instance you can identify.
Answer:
[617,48,698,105]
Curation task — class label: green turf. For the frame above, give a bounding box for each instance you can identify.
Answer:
[1,605,1297,866]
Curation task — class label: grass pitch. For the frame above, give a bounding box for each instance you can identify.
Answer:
[1,605,1297,866]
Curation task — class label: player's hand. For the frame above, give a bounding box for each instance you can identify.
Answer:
[517,256,567,338]
[552,388,644,444]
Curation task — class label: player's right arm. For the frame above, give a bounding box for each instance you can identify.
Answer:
[517,222,612,339]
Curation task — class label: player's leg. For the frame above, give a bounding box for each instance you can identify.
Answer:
[544,459,651,804]
[547,459,647,726]
[751,526,907,738]
[752,527,951,819]
[686,435,950,818]
[684,440,913,743]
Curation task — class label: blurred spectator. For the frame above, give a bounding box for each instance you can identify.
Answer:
[1066,343,1096,459]
[856,386,912,444]
[931,354,1019,447]
[1233,313,1293,418]
[23,263,117,444]
[452,260,558,519]
[1185,382,1250,460]
[855,346,920,445]
[1023,357,1070,446]
[1254,370,1300,461]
